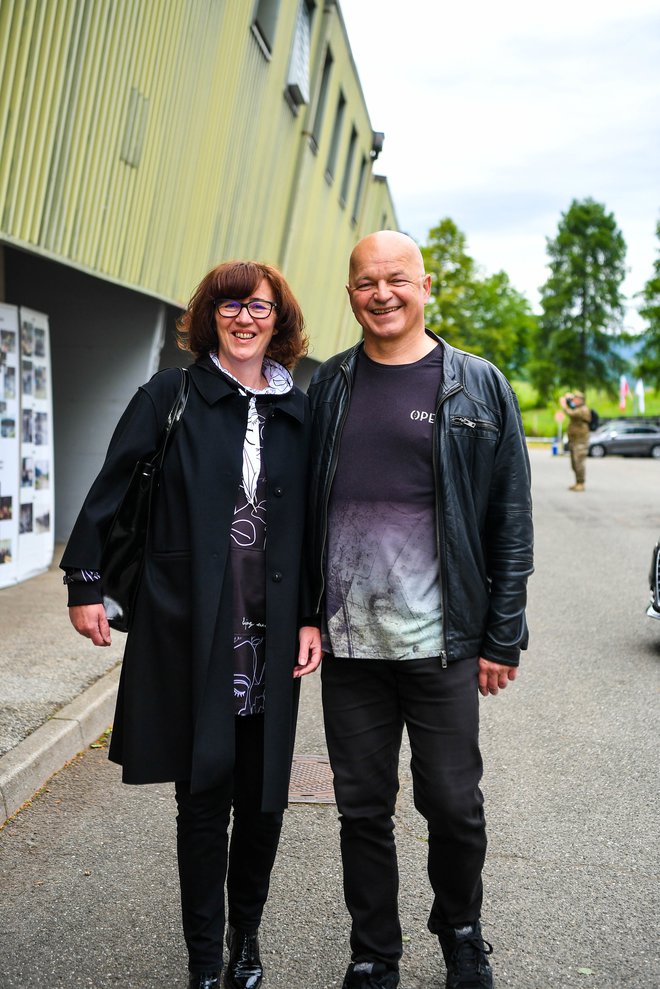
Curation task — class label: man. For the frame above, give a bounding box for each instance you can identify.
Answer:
[559,391,591,491]
[300,231,533,989]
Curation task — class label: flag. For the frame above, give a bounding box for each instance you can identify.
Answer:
[619,375,629,411]
[635,378,645,415]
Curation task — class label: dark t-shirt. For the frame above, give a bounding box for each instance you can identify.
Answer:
[324,346,444,660]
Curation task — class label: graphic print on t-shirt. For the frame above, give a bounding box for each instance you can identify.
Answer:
[324,347,444,660]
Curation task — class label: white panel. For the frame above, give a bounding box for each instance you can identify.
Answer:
[0,303,20,588]
[16,308,55,581]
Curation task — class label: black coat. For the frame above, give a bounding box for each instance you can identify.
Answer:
[61,357,311,810]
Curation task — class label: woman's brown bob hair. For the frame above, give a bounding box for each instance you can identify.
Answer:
[177,261,308,369]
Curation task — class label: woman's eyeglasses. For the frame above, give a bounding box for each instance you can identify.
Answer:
[214,299,278,319]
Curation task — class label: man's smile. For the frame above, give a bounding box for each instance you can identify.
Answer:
[370,305,402,315]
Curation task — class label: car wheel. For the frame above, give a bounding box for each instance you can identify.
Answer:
[590,444,606,458]
[650,445,660,459]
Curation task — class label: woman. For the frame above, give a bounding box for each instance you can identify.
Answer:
[61,261,322,989]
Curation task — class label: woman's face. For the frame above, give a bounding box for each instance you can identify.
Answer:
[213,277,278,383]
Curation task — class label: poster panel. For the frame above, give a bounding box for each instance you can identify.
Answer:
[17,308,54,581]
[0,303,20,588]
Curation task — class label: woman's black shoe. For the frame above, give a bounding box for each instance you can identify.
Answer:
[224,925,263,988]
[188,972,221,989]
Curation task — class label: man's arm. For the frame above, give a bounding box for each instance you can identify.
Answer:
[481,379,534,666]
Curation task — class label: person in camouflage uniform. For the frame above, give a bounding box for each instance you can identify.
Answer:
[559,391,591,491]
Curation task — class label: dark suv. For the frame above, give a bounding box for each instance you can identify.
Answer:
[589,423,660,458]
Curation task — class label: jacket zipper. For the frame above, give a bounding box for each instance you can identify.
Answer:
[434,384,463,668]
[451,415,498,431]
[314,361,353,615]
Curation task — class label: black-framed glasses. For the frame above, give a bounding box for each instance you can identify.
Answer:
[214,298,278,319]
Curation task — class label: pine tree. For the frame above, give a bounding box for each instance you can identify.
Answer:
[535,198,627,396]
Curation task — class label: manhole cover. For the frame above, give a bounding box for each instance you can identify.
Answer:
[289,754,335,804]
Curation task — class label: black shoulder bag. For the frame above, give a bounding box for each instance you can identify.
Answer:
[102,367,190,632]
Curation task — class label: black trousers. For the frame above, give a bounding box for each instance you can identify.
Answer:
[321,655,486,969]
[175,715,283,973]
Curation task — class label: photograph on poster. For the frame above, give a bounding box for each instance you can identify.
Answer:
[35,461,49,489]
[34,327,46,358]
[35,412,48,445]
[19,503,33,534]
[21,321,34,356]
[0,401,6,413]
[34,366,48,399]
[0,539,12,564]
[0,496,12,520]
[35,509,50,534]
[22,409,33,444]
[4,366,16,399]
[1,417,16,439]
[22,359,33,396]
[1,329,16,354]
[22,457,34,486]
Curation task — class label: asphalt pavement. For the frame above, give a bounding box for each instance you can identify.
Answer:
[0,448,659,988]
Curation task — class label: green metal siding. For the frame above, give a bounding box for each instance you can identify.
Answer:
[0,0,397,358]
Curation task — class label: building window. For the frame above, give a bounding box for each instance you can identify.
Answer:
[120,87,149,168]
[285,0,316,110]
[352,154,367,223]
[253,0,282,57]
[310,46,333,151]
[325,90,345,182]
[339,125,357,207]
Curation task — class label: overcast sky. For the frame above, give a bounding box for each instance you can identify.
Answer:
[340,0,660,331]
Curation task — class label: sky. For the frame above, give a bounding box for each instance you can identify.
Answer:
[340,0,660,332]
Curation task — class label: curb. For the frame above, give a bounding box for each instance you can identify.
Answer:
[0,666,120,826]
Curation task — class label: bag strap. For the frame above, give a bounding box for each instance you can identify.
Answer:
[154,367,189,470]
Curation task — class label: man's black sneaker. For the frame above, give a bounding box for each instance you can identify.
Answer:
[440,922,493,989]
[342,960,400,989]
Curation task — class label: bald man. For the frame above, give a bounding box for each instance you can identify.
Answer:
[300,232,533,989]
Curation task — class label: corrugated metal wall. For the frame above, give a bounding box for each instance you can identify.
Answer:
[0,0,397,360]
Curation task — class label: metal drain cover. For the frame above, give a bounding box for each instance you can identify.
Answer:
[288,754,335,804]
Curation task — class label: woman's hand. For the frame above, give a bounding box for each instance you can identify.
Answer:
[68,604,112,647]
[294,626,323,678]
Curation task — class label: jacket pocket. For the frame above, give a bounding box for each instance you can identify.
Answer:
[449,415,499,439]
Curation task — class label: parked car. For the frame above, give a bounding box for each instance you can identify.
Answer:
[586,423,660,458]
[647,539,660,620]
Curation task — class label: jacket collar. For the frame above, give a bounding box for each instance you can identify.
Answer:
[190,354,306,422]
[340,330,463,401]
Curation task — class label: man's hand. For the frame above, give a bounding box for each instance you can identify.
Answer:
[478,657,517,697]
[68,604,111,647]
[294,626,323,678]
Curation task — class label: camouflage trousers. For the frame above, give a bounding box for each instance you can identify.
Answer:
[569,439,589,484]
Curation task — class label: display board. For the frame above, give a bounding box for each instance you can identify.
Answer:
[0,303,20,585]
[0,305,54,587]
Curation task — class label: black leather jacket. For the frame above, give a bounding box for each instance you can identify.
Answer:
[304,332,534,666]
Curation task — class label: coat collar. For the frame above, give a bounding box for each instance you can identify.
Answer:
[190,355,306,422]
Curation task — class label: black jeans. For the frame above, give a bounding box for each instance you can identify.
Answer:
[175,715,283,973]
[321,655,486,969]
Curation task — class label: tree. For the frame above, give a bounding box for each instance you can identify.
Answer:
[421,218,476,345]
[421,218,536,378]
[635,219,660,389]
[534,198,627,398]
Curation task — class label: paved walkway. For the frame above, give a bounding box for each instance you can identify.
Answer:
[1,450,658,987]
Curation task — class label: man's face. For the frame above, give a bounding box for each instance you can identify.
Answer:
[347,237,431,349]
